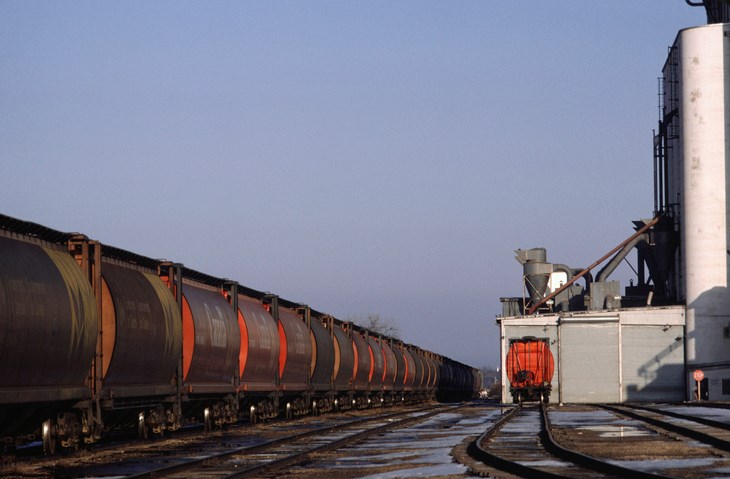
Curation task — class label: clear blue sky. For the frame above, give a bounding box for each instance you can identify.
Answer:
[0,1,708,368]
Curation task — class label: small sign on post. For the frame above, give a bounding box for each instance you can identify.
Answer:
[693,369,704,401]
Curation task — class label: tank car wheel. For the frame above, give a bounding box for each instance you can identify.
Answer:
[540,392,544,403]
[249,406,257,425]
[42,419,56,455]
[137,413,149,440]
[204,409,213,432]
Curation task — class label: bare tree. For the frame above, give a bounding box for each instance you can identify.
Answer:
[481,365,501,399]
[348,313,401,340]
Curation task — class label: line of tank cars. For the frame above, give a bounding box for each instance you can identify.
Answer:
[0,214,481,453]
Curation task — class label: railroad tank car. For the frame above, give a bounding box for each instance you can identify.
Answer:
[438,360,453,394]
[391,342,407,394]
[179,278,241,429]
[421,353,433,392]
[237,294,279,392]
[351,330,371,392]
[276,305,313,391]
[308,310,336,413]
[180,281,240,390]
[97,258,182,439]
[506,336,554,403]
[236,292,280,421]
[367,335,384,395]
[472,368,484,396]
[309,313,335,390]
[422,351,434,394]
[0,233,97,452]
[331,323,355,397]
[99,261,181,397]
[427,354,439,390]
[273,303,313,417]
[403,347,417,392]
[380,338,397,393]
[0,213,482,452]
[411,347,426,394]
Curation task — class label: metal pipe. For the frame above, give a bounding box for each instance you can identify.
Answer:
[596,234,648,282]
[527,216,661,315]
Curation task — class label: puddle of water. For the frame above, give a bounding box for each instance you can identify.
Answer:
[665,406,730,424]
[549,410,632,427]
[711,466,730,473]
[334,451,417,462]
[516,459,571,468]
[60,407,502,479]
[324,408,503,477]
[607,457,719,471]
[574,425,651,438]
[356,462,469,478]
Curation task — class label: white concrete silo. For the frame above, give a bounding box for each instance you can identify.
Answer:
[679,23,730,398]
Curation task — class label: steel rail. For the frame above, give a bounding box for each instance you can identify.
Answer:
[469,404,676,479]
[540,403,675,479]
[468,404,570,479]
[124,403,456,479]
[631,403,730,431]
[223,403,467,479]
[600,404,730,453]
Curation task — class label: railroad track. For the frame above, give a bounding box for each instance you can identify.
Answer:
[121,403,461,479]
[468,404,675,479]
[601,403,730,453]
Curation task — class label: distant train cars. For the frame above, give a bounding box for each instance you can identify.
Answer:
[505,337,554,403]
[0,214,482,452]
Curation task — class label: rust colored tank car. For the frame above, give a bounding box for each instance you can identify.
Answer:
[238,295,279,392]
[332,324,355,391]
[411,348,426,391]
[309,313,335,391]
[506,336,554,403]
[426,355,436,389]
[181,282,240,393]
[391,342,407,391]
[100,261,181,398]
[276,306,312,391]
[426,355,439,389]
[380,339,397,390]
[403,348,417,391]
[0,235,97,445]
[367,336,384,392]
[98,259,183,438]
[351,331,371,391]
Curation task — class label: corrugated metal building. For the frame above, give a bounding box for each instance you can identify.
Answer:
[497,306,685,403]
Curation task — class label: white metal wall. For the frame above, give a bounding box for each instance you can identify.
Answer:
[560,321,619,403]
[622,325,685,402]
